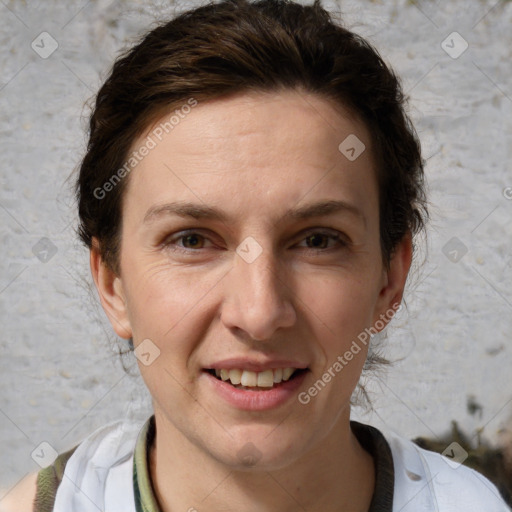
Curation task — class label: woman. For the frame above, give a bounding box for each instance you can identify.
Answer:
[4,0,510,510]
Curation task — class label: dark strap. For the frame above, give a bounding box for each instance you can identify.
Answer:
[350,420,395,511]
[33,445,78,512]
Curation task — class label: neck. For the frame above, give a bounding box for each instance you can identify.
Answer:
[149,408,375,512]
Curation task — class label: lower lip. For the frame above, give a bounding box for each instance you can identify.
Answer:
[202,370,309,411]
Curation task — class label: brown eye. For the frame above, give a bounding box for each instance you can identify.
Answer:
[180,233,205,249]
[305,233,330,249]
[163,230,214,254]
[298,230,347,251]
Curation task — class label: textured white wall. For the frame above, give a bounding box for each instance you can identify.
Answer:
[1,0,511,495]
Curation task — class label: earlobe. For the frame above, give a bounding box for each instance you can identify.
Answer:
[374,233,413,328]
[90,240,133,339]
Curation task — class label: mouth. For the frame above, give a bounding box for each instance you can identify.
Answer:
[203,367,309,391]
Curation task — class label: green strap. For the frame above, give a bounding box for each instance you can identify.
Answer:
[33,445,78,512]
[133,415,161,512]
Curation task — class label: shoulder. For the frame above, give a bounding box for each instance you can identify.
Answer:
[416,443,509,506]
[382,430,511,511]
[1,444,79,512]
[0,418,139,512]
[0,472,38,512]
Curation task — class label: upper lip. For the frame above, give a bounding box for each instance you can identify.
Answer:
[205,358,309,372]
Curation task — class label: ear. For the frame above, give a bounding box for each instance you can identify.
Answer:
[90,239,132,339]
[373,233,413,329]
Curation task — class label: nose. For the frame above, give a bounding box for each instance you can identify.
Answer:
[220,246,297,342]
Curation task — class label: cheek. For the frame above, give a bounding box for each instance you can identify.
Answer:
[303,272,381,337]
[123,262,210,404]
[122,256,220,339]
[298,270,381,390]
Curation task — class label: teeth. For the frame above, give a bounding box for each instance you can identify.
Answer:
[257,370,274,388]
[211,367,300,388]
[241,370,258,387]
[228,368,242,385]
[282,368,295,381]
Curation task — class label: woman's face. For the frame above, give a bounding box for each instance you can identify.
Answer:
[94,89,410,469]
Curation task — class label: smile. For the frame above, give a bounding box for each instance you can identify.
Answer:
[206,367,306,389]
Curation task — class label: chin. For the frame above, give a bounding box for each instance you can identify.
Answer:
[209,430,308,472]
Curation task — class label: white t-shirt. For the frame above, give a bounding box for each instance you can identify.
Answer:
[47,417,510,512]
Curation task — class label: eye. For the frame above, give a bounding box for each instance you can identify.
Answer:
[162,230,214,253]
[296,230,348,251]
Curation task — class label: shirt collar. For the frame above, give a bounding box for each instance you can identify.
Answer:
[133,415,161,512]
[132,415,394,512]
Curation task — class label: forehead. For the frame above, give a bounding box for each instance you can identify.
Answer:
[123,89,378,226]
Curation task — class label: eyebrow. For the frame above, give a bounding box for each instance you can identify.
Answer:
[143,199,366,226]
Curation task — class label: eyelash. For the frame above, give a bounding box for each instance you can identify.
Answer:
[162,229,348,254]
